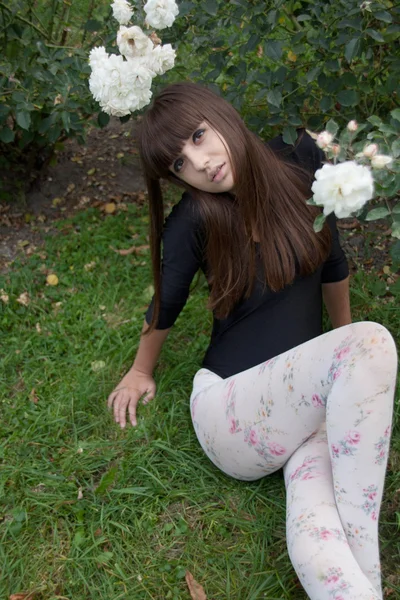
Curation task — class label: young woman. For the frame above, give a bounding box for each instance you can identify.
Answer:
[107,82,397,599]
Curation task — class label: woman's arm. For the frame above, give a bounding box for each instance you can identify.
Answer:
[107,319,171,428]
[133,319,171,375]
[322,276,352,328]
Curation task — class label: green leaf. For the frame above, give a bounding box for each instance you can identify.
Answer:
[16,111,31,131]
[98,112,110,128]
[0,127,15,143]
[264,40,283,61]
[390,240,400,263]
[111,487,151,496]
[320,97,333,112]
[366,29,385,42]
[365,207,390,221]
[95,552,114,564]
[84,19,102,31]
[393,205,400,214]
[367,115,382,127]
[282,126,298,146]
[337,89,359,106]
[306,66,320,84]
[345,38,361,63]
[313,213,326,232]
[392,140,400,159]
[391,109,400,122]
[374,11,392,24]
[392,222,400,240]
[204,0,218,16]
[94,466,118,495]
[325,119,339,136]
[266,89,282,107]
[38,115,56,134]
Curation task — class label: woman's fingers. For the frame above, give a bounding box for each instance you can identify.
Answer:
[107,380,157,428]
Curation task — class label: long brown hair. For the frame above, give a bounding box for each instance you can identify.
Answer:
[138,82,331,332]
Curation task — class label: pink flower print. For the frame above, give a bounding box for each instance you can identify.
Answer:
[384,426,390,437]
[372,512,377,521]
[225,379,236,401]
[331,444,340,457]
[229,418,237,434]
[345,430,360,445]
[335,346,350,360]
[368,491,377,500]
[320,529,332,540]
[301,472,317,481]
[325,574,339,586]
[333,368,342,380]
[267,441,286,456]
[312,393,324,408]
[249,429,258,446]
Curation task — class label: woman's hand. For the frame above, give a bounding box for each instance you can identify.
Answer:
[107,366,156,428]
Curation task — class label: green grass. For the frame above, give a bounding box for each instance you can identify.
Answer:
[0,197,399,599]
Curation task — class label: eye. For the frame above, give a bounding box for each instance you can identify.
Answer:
[173,157,184,173]
[193,129,205,142]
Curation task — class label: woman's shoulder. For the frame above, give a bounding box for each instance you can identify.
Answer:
[266,128,324,174]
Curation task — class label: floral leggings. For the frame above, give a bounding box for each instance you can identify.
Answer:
[189,322,398,600]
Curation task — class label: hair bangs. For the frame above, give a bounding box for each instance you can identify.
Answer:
[139,95,205,179]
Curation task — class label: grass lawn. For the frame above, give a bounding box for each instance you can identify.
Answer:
[1,193,399,599]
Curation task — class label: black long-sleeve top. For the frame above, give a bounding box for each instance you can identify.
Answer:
[145,131,349,379]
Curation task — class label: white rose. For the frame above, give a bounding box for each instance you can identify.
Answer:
[311,161,374,219]
[117,26,153,58]
[145,43,176,75]
[347,120,358,132]
[316,131,334,149]
[144,0,179,30]
[371,154,393,169]
[360,1,372,11]
[363,143,378,158]
[89,52,153,117]
[89,46,108,68]
[111,0,134,25]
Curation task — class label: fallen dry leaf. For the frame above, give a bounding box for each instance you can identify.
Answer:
[337,218,360,230]
[30,388,39,404]
[46,274,59,286]
[110,244,150,256]
[84,261,96,271]
[185,572,207,600]
[0,289,9,303]
[104,202,116,214]
[17,292,30,306]
[91,360,106,372]
[9,594,35,600]
[77,488,83,500]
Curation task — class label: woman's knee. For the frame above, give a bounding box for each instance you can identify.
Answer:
[350,321,397,361]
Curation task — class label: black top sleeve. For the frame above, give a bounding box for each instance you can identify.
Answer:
[145,192,205,329]
[269,129,349,284]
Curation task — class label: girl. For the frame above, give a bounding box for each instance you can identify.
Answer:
[107,82,398,599]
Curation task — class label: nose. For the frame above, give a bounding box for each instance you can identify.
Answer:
[186,146,209,172]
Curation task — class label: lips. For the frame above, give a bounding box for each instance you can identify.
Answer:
[211,163,225,182]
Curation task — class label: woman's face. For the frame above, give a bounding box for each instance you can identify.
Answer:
[169,121,235,193]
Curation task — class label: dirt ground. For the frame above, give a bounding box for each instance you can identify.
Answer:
[0,118,396,278]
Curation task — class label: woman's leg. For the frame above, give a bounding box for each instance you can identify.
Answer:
[190,322,397,598]
[284,425,380,599]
